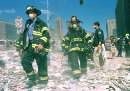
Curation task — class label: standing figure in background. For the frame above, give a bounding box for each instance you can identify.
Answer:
[124,33,130,57]
[109,36,116,59]
[116,37,123,57]
[122,37,126,57]
[62,16,88,79]
[93,22,105,70]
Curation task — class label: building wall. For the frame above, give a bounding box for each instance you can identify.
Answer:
[106,19,116,38]
[125,0,130,33]
[116,0,130,37]
[5,23,18,40]
[0,21,17,41]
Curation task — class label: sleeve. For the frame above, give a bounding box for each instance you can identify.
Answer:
[39,26,50,48]
[33,19,49,46]
[61,33,70,53]
[85,33,92,42]
[82,29,92,44]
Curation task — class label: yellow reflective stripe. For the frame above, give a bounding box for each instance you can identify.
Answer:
[88,40,93,43]
[32,44,38,48]
[73,70,81,75]
[126,34,129,36]
[45,48,49,52]
[62,39,65,41]
[20,42,23,45]
[62,44,65,47]
[65,46,69,49]
[80,48,84,51]
[65,37,69,40]
[85,33,91,39]
[72,38,82,42]
[27,71,35,76]
[62,44,69,49]
[33,33,42,36]
[39,76,48,81]
[15,44,20,47]
[42,27,49,32]
[40,37,48,43]
[33,31,42,34]
[16,41,19,43]
[69,47,80,52]
[33,31,42,36]
[16,42,23,45]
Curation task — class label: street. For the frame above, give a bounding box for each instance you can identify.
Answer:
[0,49,130,91]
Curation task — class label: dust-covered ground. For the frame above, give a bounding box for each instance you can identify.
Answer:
[0,49,130,91]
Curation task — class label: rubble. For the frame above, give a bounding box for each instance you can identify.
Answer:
[0,49,130,91]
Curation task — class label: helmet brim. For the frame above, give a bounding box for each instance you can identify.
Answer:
[26,9,41,16]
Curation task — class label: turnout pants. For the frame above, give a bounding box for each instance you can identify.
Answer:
[68,51,87,75]
[21,45,48,81]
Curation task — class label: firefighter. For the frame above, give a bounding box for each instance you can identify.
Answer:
[16,5,50,88]
[116,37,123,57]
[124,33,130,57]
[93,22,105,70]
[62,16,89,79]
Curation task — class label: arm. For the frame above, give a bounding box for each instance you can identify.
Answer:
[61,33,70,54]
[38,26,50,51]
[34,20,50,52]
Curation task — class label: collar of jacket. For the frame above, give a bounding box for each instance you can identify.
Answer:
[26,18,42,25]
[70,27,83,32]
[25,18,41,31]
[96,28,101,31]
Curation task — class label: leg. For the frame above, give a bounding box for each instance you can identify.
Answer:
[79,52,87,73]
[35,54,48,82]
[118,47,122,56]
[125,46,128,57]
[21,49,36,81]
[69,52,80,71]
[127,46,130,57]
[111,48,115,57]
[93,47,100,68]
[21,48,36,88]
[68,53,71,67]
[69,51,81,78]
[117,47,119,56]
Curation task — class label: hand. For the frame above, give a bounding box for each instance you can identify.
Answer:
[98,45,101,49]
[37,44,44,50]
[95,45,101,53]
[95,47,99,53]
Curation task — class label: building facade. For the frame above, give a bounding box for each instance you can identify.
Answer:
[0,21,17,41]
[106,19,117,38]
[116,0,130,37]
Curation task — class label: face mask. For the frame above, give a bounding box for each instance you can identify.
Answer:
[29,13,36,19]
[72,24,77,28]
[93,25,96,29]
